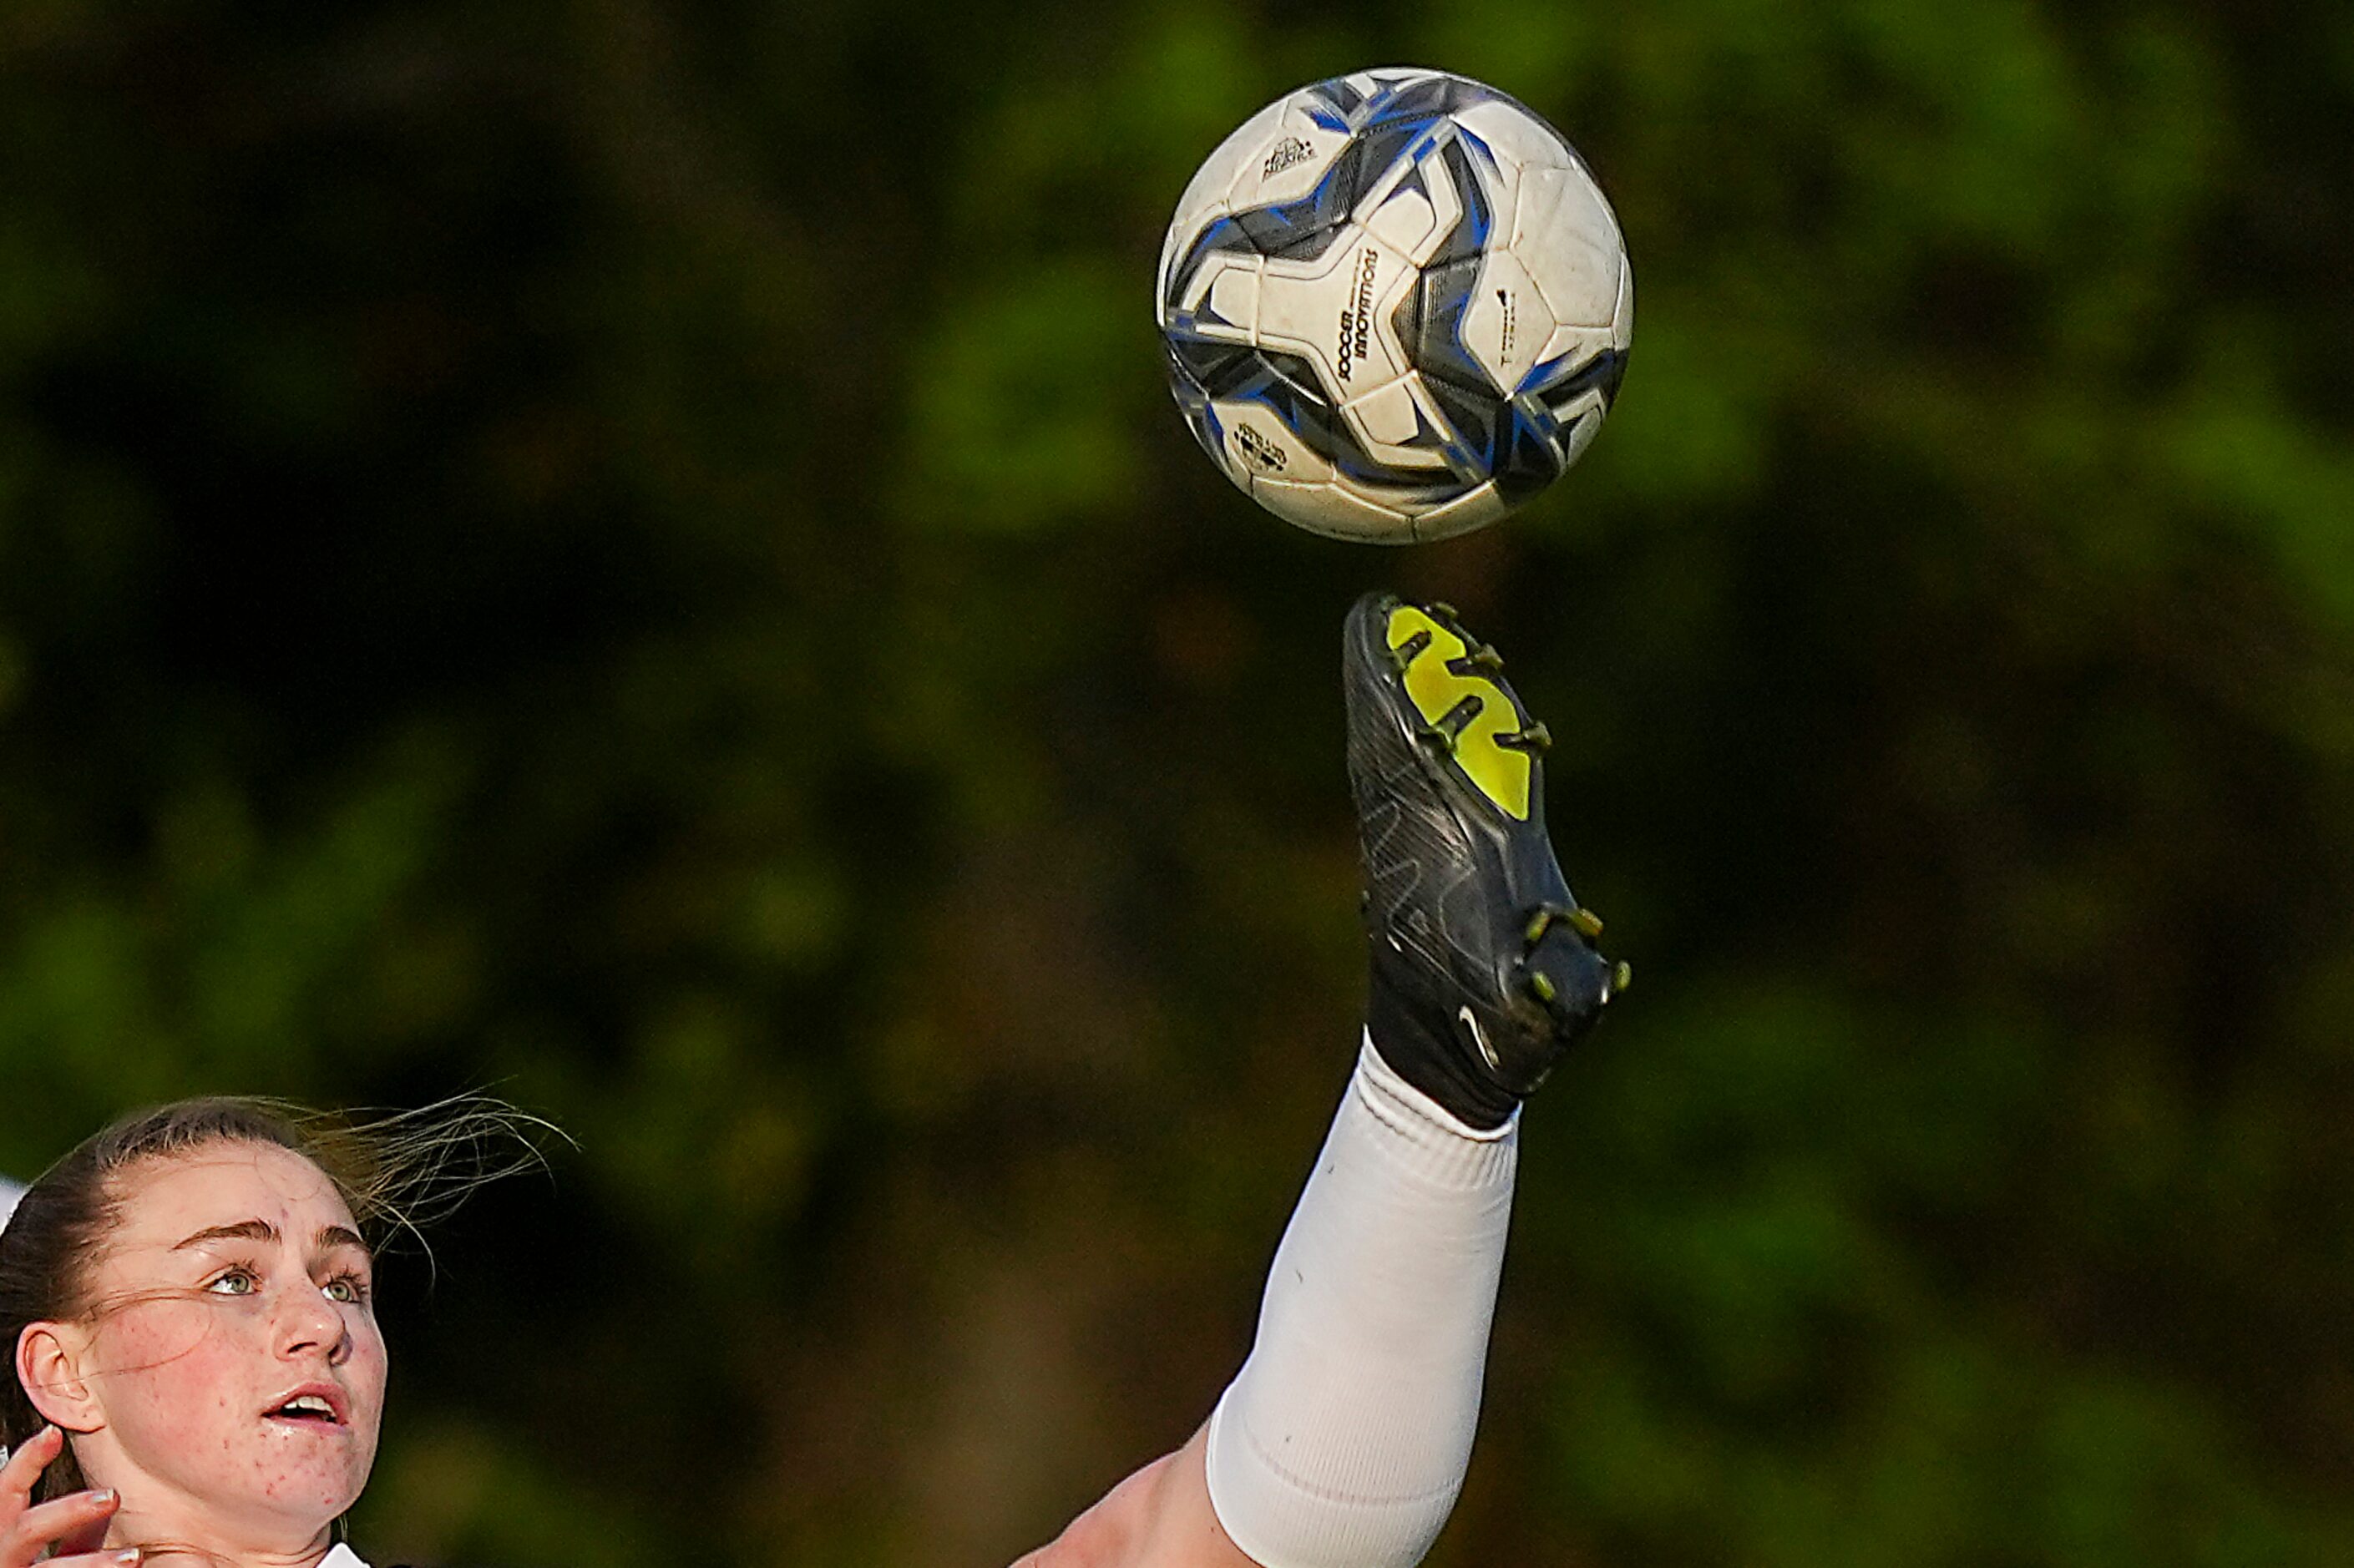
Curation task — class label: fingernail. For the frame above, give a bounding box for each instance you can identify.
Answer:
[117,1553,142,1565]
[93,1488,118,1505]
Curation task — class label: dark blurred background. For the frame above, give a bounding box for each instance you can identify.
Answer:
[3,0,2351,1562]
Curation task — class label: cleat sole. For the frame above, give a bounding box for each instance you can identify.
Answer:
[1385,603,1534,820]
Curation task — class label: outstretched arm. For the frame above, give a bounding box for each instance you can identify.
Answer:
[1016,596,1620,1568]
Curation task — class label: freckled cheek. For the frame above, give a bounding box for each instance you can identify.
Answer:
[350,1328,390,1422]
[101,1308,250,1439]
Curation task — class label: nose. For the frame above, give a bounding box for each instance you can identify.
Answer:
[273,1279,353,1367]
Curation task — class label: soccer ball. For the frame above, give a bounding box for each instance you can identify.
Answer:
[1156,68,1632,544]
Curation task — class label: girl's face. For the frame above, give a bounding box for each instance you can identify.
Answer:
[53,1141,387,1553]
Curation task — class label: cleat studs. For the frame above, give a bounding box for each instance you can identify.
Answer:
[1436,693,1484,736]
[1444,644,1507,680]
[1428,600,1460,622]
[1526,969,1557,1004]
[1496,721,1552,755]
[1611,960,1633,997]
[1568,906,1604,940]
[1417,725,1457,756]
[1524,908,1554,944]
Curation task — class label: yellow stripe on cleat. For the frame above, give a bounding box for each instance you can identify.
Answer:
[1387,605,1533,820]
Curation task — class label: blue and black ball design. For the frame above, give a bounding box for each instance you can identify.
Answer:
[1158,68,1631,535]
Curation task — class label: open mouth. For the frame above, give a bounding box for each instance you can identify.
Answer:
[264,1389,348,1428]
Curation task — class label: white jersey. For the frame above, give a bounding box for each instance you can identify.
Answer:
[323,1547,371,1568]
[0,1178,21,1232]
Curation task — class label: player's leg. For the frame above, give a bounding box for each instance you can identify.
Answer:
[1016,594,1618,1568]
[1201,594,1619,1568]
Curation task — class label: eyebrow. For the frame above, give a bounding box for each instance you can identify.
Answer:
[171,1220,370,1256]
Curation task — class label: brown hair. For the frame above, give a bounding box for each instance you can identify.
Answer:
[0,1094,551,1500]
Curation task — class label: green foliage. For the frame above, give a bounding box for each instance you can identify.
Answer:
[2,0,2349,1562]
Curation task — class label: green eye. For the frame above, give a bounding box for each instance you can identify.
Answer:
[323,1275,368,1305]
[207,1269,257,1296]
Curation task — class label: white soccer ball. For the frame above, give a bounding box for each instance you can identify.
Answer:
[1157,67,1633,544]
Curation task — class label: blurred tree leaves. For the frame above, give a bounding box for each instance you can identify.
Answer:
[3,0,2351,1564]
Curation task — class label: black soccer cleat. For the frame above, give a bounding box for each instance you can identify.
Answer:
[1344,592,1623,1128]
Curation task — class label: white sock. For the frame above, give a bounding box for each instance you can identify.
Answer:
[1205,1034,1517,1568]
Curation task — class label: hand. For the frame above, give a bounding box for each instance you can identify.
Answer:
[1,1425,136,1568]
